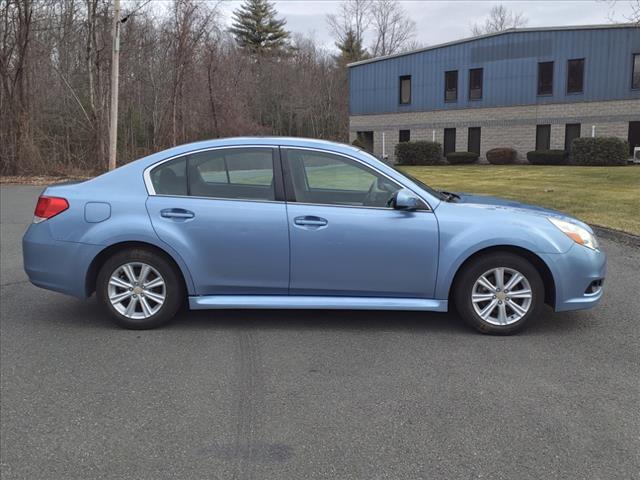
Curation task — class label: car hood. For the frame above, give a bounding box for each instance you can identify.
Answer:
[454,192,594,232]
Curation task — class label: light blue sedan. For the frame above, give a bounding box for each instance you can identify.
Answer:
[22,137,606,334]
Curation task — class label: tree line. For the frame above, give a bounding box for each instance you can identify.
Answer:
[0,0,418,176]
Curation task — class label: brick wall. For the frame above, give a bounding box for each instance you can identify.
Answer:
[349,99,639,163]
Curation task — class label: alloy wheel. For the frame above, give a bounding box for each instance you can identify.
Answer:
[471,267,533,326]
[107,262,166,320]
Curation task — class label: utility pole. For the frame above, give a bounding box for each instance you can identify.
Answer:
[108,0,121,171]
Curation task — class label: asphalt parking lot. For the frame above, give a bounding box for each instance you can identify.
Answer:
[1,184,639,479]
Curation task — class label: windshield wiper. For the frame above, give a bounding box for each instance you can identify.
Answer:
[440,190,460,202]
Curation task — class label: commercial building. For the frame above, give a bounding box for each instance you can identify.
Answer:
[348,24,640,163]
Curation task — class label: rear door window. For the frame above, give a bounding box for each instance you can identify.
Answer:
[188,148,275,201]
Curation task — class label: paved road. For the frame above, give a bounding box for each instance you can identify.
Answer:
[1,185,639,480]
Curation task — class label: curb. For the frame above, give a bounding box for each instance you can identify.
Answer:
[593,225,640,248]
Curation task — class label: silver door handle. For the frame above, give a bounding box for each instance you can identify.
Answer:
[160,209,195,219]
[294,216,328,227]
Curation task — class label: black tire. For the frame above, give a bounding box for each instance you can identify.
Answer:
[96,248,184,329]
[453,252,544,335]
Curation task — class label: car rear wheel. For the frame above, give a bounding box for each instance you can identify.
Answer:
[97,249,184,329]
[454,252,544,334]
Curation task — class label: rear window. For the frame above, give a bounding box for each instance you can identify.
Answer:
[150,158,187,196]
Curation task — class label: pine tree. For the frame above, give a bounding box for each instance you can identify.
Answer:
[229,0,290,55]
[335,29,367,64]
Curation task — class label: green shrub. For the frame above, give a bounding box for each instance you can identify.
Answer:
[395,141,442,165]
[572,137,629,166]
[486,147,517,165]
[351,137,365,149]
[446,151,479,164]
[526,150,568,165]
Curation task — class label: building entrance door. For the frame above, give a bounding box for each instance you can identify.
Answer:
[356,131,374,154]
[628,122,640,157]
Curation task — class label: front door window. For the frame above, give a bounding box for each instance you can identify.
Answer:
[285,149,401,208]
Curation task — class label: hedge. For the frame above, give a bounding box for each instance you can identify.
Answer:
[446,151,479,164]
[486,147,517,165]
[572,137,629,166]
[395,141,442,165]
[526,150,568,165]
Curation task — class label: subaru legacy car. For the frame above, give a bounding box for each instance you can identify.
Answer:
[23,137,606,334]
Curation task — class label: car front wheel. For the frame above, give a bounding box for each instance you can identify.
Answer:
[97,249,184,329]
[454,252,544,334]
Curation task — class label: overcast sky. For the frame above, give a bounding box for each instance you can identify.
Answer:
[212,0,636,51]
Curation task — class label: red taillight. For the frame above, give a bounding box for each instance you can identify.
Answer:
[34,196,69,223]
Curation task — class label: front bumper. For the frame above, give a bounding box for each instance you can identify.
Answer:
[23,222,103,299]
[540,243,607,312]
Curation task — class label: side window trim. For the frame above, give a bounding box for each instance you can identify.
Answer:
[272,147,286,202]
[279,147,296,202]
[144,145,285,202]
[186,155,191,196]
[280,147,431,211]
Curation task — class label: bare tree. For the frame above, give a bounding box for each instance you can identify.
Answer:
[369,0,416,57]
[166,0,217,145]
[471,4,528,36]
[0,0,349,176]
[603,0,640,23]
[326,0,371,50]
[626,0,640,22]
[0,0,35,175]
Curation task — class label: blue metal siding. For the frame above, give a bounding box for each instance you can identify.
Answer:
[349,27,640,115]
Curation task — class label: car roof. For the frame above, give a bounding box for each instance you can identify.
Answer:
[132,136,365,169]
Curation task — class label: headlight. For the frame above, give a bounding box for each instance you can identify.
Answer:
[548,217,599,250]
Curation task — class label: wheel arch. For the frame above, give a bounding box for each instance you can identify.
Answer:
[448,245,556,308]
[85,241,194,297]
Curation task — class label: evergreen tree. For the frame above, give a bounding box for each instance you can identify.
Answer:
[229,0,290,55]
[335,29,367,64]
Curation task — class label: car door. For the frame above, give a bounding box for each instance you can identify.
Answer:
[282,147,439,298]
[145,146,289,295]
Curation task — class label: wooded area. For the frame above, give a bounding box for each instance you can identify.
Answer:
[7,0,590,176]
[1,0,417,175]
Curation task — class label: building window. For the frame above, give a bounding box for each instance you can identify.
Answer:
[469,68,483,100]
[444,128,456,155]
[567,58,584,94]
[399,130,410,142]
[537,61,553,95]
[536,125,551,151]
[399,75,411,104]
[565,123,581,152]
[633,54,640,90]
[468,127,481,154]
[444,70,458,102]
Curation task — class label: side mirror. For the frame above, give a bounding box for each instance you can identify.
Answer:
[391,189,420,211]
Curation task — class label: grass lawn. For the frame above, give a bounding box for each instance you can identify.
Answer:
[398,165,640,236]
